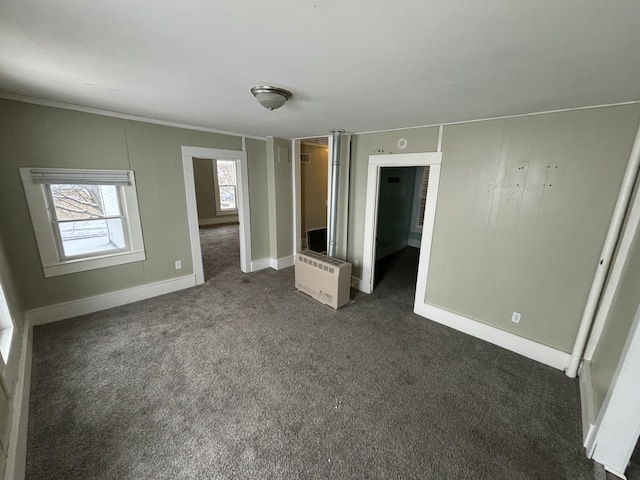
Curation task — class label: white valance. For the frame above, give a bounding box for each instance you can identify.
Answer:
[30,169,132,186]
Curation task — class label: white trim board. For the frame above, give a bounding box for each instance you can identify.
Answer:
[0,92,266,141]
[361,152,442,294]
[587,301,640,478]
[579,360,597,446]
[349,101,640,136]
[414,302,571,370]
[182,146,252,283]
[25,275,196,326]
[4,318,33,480]
[270,255,295,271]
[250,258,271,272]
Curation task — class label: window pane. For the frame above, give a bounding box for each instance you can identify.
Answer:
[217,161,236,186]
[418,167,430,226]
[58,218,126,257]
[219,186,236,210]
[50,184,121,220]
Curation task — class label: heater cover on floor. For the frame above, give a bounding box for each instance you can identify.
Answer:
[295,250,352,309]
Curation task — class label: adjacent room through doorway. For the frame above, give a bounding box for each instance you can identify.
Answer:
[193,157,241,281]
[374,166,427,291]
[299,138,329,252]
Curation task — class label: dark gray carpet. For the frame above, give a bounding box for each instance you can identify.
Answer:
[27,226,595,479]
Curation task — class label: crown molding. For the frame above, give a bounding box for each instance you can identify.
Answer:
[0,92,266,141]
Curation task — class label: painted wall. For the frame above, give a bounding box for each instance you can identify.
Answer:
[0,99,269,310]
[267,138,293,260]
[591,188,640,415]
[348,127,440,271]
[193,158,239,225]
[245,138,270,261]
[346,105,640,353]
[427,106,640,352]
[376,167,416,259]
[300,144,328,240]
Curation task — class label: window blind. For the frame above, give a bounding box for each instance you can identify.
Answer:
[30,169,132,186]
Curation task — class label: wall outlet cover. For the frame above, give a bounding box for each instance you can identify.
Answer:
[511,312,521,324]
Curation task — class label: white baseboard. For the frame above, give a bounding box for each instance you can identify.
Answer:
[4,320,32,480]
[408,238,421,248]
[198,217,238,226]
[351,276,366,292]
[413,302,571,371]
[580,360,598,451]
[270,255,294,270]
[250,258,271,272]
[25,275,196,326]
[376,239,408,260]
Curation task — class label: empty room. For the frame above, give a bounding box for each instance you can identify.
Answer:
[1,1,639,479]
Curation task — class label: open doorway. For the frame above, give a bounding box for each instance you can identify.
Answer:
[293,137,330,252]
[193,158,240,281]
[181,146,252,285]
[361,152,442,297]
[374,166,426,290]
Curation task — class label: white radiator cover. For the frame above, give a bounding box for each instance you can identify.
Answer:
[295,251,352,309]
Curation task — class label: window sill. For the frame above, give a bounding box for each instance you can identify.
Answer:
[43,250,146,278]
[215,210,238,216]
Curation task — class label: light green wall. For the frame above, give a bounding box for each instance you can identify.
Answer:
[245,138,270,261]
[193,158,239,224]
[347,127,440,274]
[376,167,416,257]
[301,144,328,236]
[426,105,640,352]
[345,106,640,353]
[194,158,217,219]
[0,98,273,310]
[591,188,640,415]
[266,138,293,260]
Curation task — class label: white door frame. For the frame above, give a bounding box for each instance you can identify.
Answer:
[182,145,252,284]
[361,152,443,295]
[586,300,640,478]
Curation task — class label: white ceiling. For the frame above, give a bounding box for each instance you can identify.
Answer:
[1,0,639,139]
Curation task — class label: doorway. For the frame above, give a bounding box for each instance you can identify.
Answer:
[374,166,423,288]
[182,146,252,284]
[293,137,330,253]
[361,152,442,297]
[193,158,241,280]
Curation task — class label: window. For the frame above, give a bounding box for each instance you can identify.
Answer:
[411,166,430,231]
[20,168,146,277]
[213,160,238,214]
[0,280,14,368]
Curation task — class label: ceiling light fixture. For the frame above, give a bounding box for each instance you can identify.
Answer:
[251,85,292,110]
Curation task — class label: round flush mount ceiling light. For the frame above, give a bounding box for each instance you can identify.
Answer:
[251,85,292,110]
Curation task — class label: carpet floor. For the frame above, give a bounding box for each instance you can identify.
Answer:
[26,225,595,479]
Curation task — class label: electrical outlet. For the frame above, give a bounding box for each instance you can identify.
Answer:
[175,260,182,270]
[354,259,359,267]
[511,312,521,324]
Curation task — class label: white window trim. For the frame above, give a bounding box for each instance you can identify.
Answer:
[212,159,238,216]
[20,168,146,277]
